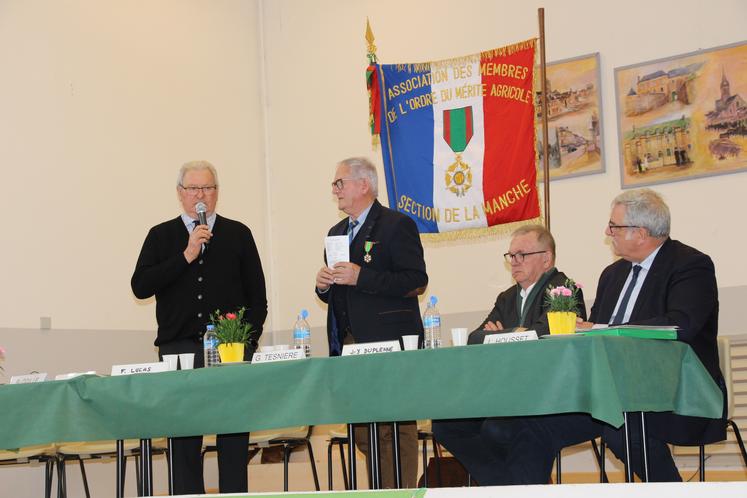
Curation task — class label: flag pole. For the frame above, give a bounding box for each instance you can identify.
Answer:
[538,8,551,231]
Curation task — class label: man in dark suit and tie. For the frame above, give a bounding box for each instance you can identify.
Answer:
[315,156,428,488]
[577,188,725,481]
[432,225,593,486]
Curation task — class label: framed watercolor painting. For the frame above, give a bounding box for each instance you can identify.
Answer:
[614,40,747,188]
[536,52,605,181]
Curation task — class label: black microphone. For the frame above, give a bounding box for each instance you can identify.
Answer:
[195,202,208,226]
[195,202,209,250]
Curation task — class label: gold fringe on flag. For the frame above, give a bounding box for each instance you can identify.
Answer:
[419,216,544,243]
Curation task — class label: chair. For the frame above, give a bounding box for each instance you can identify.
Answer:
[554,438,608,484]
[417,420,443,487]
[673,336,747,480]
[56,438,168,497]
[203,426,320,492]
[327,420,439,489]
[326,424,350,490]
[0,443,57,498]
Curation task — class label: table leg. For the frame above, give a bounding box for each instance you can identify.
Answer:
[167,438,173,496]
[369,423,381,489]
[116,439,125,498]
[639,412,649,482]
[138,439,153,496]
[392,421,402,488]
[347,424,357,490]
[623,412,632,483]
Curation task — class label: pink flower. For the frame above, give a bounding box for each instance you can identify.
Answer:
[561,288,573,297]
[225,313,237,320]
[550,288,562,297]
[575,282,584,289]
[0,346,5,357]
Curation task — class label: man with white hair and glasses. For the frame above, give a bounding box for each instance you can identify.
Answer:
[577,188,726,481]
[132,160,267,494]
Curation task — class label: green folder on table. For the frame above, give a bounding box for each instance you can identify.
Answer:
[582,325,678,340]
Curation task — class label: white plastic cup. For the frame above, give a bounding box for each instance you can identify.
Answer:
[162,354,179,371]
[402,335,420,351]
[275,344,290,351]
[178,353,195,370]
[451,328,469,347]
[259,345,274,352]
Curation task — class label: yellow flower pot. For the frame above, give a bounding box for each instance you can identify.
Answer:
[218,342,245,363]
[547,312,577,335]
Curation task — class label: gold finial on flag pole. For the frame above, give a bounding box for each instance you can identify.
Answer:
[366,18,377,64]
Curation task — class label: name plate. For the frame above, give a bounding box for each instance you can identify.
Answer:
[54,371,98,381]
[484,330,538,344]
[252,349,306,363]
[10,373,48,384]
[341,340,401,356]
[111,362,168,376]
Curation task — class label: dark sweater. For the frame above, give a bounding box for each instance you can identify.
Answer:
[131,215,267,347]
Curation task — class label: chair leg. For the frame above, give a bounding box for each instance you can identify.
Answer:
[338,440,349,490]
[57,458,66,498]
[282,445,292,492]
[305,440,321,491]
[433,441,443,487]
[728,419,747,468]
[45,458,55,498]
[77,459,91,498]
[591,439,609,483]
[327,441,334,490]
[555,450,561,484]
[699,445,705,482]
[421,436,428,488]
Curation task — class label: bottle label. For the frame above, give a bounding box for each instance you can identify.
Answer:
[293,328,306,340]
[424,315,440,328]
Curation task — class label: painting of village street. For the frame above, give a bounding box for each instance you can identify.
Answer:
[536,53,604,181]
[614,40,747,188]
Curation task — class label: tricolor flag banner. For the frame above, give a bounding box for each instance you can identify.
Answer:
[369,39,540,237]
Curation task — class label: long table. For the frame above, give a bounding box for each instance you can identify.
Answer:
[0,335,722,450]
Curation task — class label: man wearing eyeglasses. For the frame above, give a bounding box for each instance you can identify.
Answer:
[575,188,725,481]
[467,224,586,343]
[432,224,593,485]
[315,156,428,489]
[131,160,267,495]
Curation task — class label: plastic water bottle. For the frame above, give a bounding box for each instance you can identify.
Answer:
[293,309,312,358]
[203,324,221,367]
[423,296,442,349]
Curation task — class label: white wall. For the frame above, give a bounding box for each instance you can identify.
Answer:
[1,0,746,336]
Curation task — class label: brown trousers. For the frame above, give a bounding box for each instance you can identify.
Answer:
[354,421,419,489]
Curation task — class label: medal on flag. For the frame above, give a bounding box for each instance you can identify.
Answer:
[443,106,474,197]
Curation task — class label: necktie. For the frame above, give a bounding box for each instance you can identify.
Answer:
[611,265,642,325]
[347,220,359,245]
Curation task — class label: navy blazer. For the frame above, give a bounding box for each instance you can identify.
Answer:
[317,199,428,354]
[589,238,726,444]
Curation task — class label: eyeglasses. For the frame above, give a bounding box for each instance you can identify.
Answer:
[331,177,355,190]
[503,251,546,263]
[180,185,218,195]
[607,221,640,234]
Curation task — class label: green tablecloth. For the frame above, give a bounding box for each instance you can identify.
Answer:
[0,336,723,451]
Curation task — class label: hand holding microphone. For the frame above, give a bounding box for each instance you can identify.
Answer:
[183,202,212,263]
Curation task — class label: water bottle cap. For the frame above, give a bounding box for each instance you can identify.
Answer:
[206,324,215,331]
[300,309,309,319]
[429,295,438,306]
